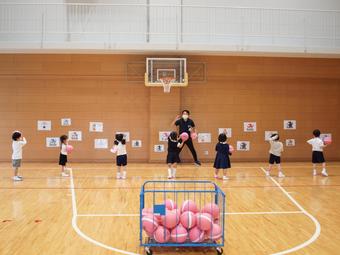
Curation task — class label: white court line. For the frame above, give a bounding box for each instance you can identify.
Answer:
[260,167,321,255]
[70,169,141,255]
[77,211,303,217]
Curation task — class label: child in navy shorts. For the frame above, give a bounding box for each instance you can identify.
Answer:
[166,131,184,179]
[307,129,328,177]
[111,134,127,179]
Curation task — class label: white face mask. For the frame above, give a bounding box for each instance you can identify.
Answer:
[182,114,189,120]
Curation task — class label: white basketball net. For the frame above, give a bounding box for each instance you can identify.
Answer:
[159,77,175,93]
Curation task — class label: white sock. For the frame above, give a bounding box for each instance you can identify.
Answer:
[122,171,127,178]
[168,168,172,177]
[172,168,176,178]
[117,172,121,178]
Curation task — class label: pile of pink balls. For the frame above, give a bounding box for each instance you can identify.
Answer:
[142,199,223,244]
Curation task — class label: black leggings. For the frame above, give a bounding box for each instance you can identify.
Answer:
[179,138,198,162]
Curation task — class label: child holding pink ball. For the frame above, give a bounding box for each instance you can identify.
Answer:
[213,133,232,180]
[166,131,184,179]
[59,135,70,177]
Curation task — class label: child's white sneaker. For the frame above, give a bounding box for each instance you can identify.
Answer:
[278,172,285,178]
[116,173,121,179]
[265,170,270,177]
[13,176,22,181]
[223,176,229,180]
[61,172,69,177]
[313,169,317,176]
[321,169,328,177]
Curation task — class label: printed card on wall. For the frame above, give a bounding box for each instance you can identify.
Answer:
[116,131,130,142]
[132,140,142,148]
[265,131,278,141]
[37,120,52,131]
[198,133,211,143]
[68,131,82,141]
[159,131,171,142]
[154,144,165,153]
[89,122,104,132]
[94,139,108,149]
[218,128,232,138]
[320,133,332,140]
[243,122,257,132]
[286,139,296,147]
[237,141,250,151]
[61,118,71,126]
[284,120,296,130]
[46,137,60,148]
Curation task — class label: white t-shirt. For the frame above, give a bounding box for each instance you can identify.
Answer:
[112,142,127,156]
[60,143,68,155]
[269,137,284,157]
[307,137,324,151]
[12,138,27,160]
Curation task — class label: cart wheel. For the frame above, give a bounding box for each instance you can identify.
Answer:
[216,247,223,255]
[145,247,153,255]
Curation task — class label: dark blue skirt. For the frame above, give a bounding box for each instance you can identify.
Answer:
[213,153,231,169]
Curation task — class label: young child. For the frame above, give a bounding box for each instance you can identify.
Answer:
[59,135,69,177]
[111,134,127,179]
[307,129,328,176]
[11,131,27,181]
[266,133,285,178]
[213,133,232,180]
[166,131,184,179]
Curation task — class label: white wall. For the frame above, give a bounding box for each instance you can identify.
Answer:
[0,0,339,54]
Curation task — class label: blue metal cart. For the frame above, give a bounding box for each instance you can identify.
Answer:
[140,181,225,255]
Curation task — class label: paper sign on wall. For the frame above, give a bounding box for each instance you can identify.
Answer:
[94,139,108,149]
[244,122,257,132]
[237,141,250,151]
[286,139,296,147]
[37,120,51,131]
[46,137,60,147]
[218,128,232,138]
[61,118,71,126]
[320,133,332,141]
[132,140,142,148]
[116,131,130,142]
[265,131,278,141]
[69,131,82,141]
[90,122,104,132]
[284,120,296,130]
[154,144,165,152]
[159,131,171,142]
[198,133,211,143]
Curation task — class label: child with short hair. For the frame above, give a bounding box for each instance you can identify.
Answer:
[111,134,127,179]
[307,129,328,176]
[213,133,232,180]
[166,131,184,179]
[11,131,27,181]
[266,133,285,178]
[59,135,69,177]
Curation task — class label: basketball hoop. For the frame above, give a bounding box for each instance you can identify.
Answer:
[159,77,175,93]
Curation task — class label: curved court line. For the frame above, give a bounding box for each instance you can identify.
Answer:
[69,169,141,255]
[260,167,321,255]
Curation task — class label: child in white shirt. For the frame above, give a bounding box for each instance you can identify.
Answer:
[111,134,127,179]
[12,131,27,181]
[266,133,285,178]
[307,129,328,176]
[59,135,69,177]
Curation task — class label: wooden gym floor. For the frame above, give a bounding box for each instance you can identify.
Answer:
[1,162,340,255]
